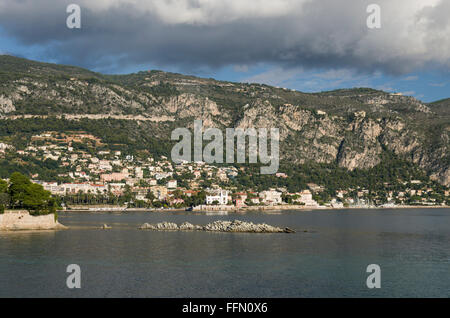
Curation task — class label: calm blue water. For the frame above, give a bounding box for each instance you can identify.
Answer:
[0,208,449,297]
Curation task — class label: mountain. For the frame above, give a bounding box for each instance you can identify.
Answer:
[0,55,449,186]
[428,98,450,117]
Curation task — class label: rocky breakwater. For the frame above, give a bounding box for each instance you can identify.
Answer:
[139,220,295,233]
[0,210,66,231]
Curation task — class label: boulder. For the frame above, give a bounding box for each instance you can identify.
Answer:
[139,220,295,233]
[139,222,178,230]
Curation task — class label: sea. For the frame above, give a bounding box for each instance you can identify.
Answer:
[0,208,449,297]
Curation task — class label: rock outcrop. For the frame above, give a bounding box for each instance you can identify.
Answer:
[140,221,180,231]
[0,55,448,186]
[139,220,295,233]
[0,210,66,231]
[0,95,15,114]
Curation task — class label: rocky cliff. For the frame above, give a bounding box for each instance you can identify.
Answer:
[0,55,448,185]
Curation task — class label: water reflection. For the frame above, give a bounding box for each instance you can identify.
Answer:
[0,208,449,297]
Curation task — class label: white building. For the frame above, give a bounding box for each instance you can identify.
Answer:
[155,172,173,180]
[99,160,112,171]
[135,167,143,179]
[206,189,229,205]
[42,182,65,195]
[44,153,60,161]
[331,199,344,208]
[62,183,107,195]
[0,142,13,153]
[167,180,177,189]
[296,190,319,206]
[259,190,282,205]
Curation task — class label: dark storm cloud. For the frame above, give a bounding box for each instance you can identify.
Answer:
[0,0,448,74]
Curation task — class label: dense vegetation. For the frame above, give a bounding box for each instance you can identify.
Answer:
[0,55,449,192]
[0,117,173,161]
[0,172,56,215]
[230,150,449,205]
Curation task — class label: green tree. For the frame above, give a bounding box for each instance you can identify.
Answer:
[145,190,156,202]
[8,172,32,208]
[8,172,54,214]
[0,179,8,212]
[0,179,7,193]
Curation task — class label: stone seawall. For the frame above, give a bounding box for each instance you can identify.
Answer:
[192,205,237,211]
[0,210,66,231]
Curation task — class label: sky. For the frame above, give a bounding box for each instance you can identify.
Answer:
[0,0,449,102]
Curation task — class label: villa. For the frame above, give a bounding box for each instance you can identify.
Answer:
[206,189,229,205]
[259,190,282,205]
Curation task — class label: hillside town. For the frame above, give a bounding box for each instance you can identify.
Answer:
[0,131,449,211]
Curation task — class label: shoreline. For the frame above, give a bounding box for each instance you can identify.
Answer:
[62,205,450,213]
